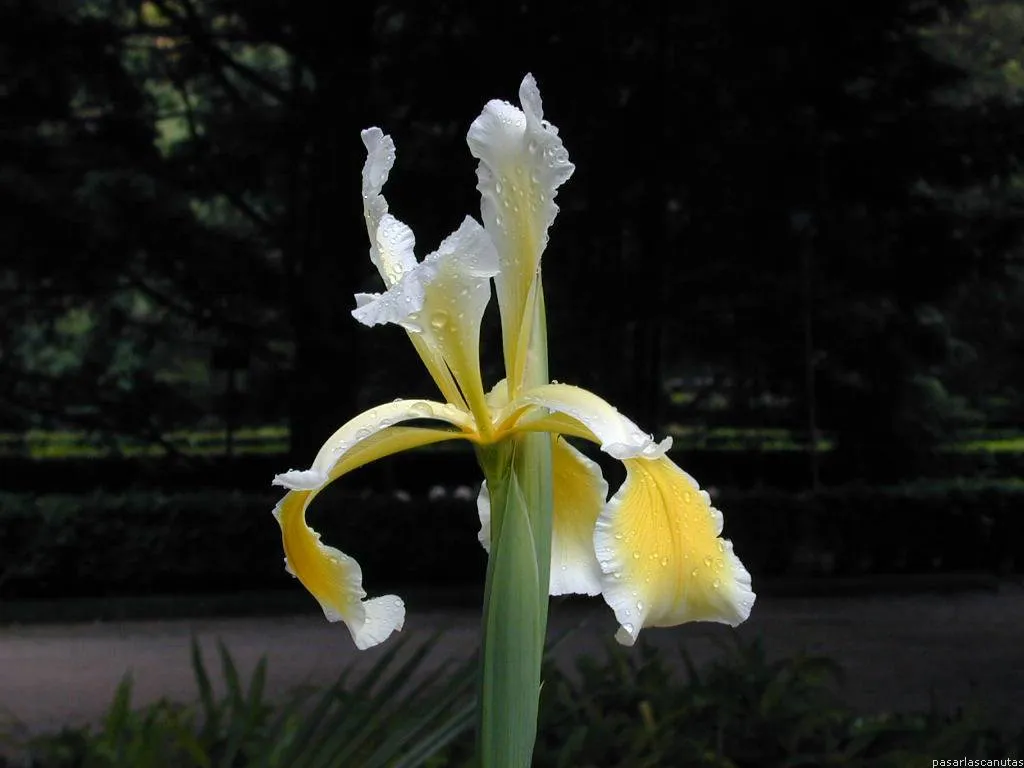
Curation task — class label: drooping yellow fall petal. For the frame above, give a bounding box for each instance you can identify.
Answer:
[593,456,755,646]
[497,381,754,642]
[273,426,468,649]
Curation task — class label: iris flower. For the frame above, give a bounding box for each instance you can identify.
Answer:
[272,74,754,651]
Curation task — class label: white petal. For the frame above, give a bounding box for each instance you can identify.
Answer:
[467,74,574,383]
[476,480,491,553]
[467,74,574,274]
[549,437,606,596]
[360,129,417,287]
[273,469,328,491]
[361,127,394,202]
[352,217,499,417]
[352,595,406,650]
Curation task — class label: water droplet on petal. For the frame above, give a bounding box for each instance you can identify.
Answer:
[410,402,433,418]
[622,622,634,635]
[632,552,641,560]
[703,556,712,567]
[691,568,699,578]
[661,557,669,567]
[495,180,503,194]
[712,578,721,589]
[614,533,623,540]
[430,311,449,330]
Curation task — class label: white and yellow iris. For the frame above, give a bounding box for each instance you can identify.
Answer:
[272,75,754,650]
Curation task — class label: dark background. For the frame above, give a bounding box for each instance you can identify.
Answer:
[1,0,1022,599]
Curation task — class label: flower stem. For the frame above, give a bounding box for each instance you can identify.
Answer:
[476,283,553,768]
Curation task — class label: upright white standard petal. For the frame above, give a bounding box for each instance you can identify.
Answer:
[361,128,417,286]
[353,217,500,428]
[467,74,574,392]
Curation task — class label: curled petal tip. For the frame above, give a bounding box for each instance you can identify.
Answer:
[643,436,673,458]
[360,128,395,196]
[273,468,328,490]
[518,73,542,121]
[614,623,639,647]
[351,595,406,650]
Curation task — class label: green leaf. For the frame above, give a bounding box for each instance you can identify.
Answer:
[477,450,545,768]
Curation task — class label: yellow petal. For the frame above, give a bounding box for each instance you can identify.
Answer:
[273,426,466,649]
[502,383,672,459]
[467,74,574,393]
[351,218,499,432]
[475,435,607,596]
[356,129,481,410]
[593,456,755,646]
[274,398,477,491]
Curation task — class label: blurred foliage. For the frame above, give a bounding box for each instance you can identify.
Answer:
[4,636,1020,767]
[1,481,1019,602]
[0,425,288,459]
[4,635,477,768]
[525,639,1022,768]
[0,0,1023,484]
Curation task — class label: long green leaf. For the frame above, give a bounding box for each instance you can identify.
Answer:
[477,458,544,767]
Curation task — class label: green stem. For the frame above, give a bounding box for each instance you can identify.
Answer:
[476,284,553,768]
